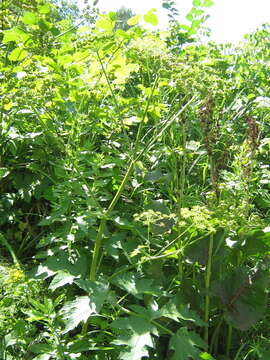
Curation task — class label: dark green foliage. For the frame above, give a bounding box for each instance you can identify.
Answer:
[0,0,270,359]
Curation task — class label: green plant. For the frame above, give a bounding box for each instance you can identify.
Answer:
[1,1,270,359]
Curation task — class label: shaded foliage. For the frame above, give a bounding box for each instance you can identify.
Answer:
[0,0,270,359]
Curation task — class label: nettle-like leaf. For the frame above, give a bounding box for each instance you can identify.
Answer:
[45,251,88,277]
[60,280,109,334]
[111,272,162,299]
[160,298,205,326]
[169,327,207,360]
[74,279,109,312]
[61,296,94,333]
[212,267,269,330]
[28,264,56,280]
[48,271,75,291]
[112,315,156,360]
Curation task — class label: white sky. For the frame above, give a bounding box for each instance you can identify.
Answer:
[78,0,270,43]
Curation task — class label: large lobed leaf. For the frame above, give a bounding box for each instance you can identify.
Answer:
[60,279,109,333]
[212,266,269,330]
[61,296,95,333]
[111,272,162,299]
[169,327,207,360]
[112,315,156,360]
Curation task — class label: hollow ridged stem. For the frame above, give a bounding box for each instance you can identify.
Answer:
[178,118,187,282]
[90,161,134,281]
[204,232,214,346]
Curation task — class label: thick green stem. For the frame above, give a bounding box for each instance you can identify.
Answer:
[90,162,134,281]
[107,162,134,214]
[179,120,187,211]
[90,218,107,281]
[204,232,214,347]
[178,119,187,282]
[204,152,219,346]
[0,233,21,267]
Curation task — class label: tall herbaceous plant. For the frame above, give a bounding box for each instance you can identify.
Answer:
[0,0,269,359]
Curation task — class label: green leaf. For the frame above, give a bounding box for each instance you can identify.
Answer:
[203,0,214,7]
[186,12,194,21]
[143,9,158,26]
[74,279,109,312]
[240,230,270,256]
[96,15,115,32]
[127,15,141,26]
[114,332,152,360]
[29,298,50,313]
[38,4,51,14]
[4,332,17,348]
[8,48,28,62]
[112,272,162,299]
[29,343,54,354]
[38,18,51,31]
[112,316,155,360]
[193,0,213,7]
[129,304,159,321]
[0,168,10,179]
[3,29,19,43]
[49,271,75,291]
[22,12,38,25]
[57,54,73,66]
[212,267,269,330]
[61,296,94,333]
[113,216,134,229]
[45,251,88,277]
[160,298,205,326]
[200,353,216,359]
[68,339,94,353]
[28,264,56,280]
[170,327,206,360]
[24,309,47,322]
[144,169,163,182]
[3,28,30,43]
[32,355,51,360]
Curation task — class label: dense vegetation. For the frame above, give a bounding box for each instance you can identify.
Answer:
[1,0,270,359]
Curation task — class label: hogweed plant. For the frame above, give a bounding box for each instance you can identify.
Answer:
[0,0,269,359]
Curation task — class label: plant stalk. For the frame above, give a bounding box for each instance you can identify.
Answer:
[177,118,187,282]
[0,233,21,268]
[204,231,214,347]
[90,161,134,281]
[209,315,223,354]
[226,324,233,358]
